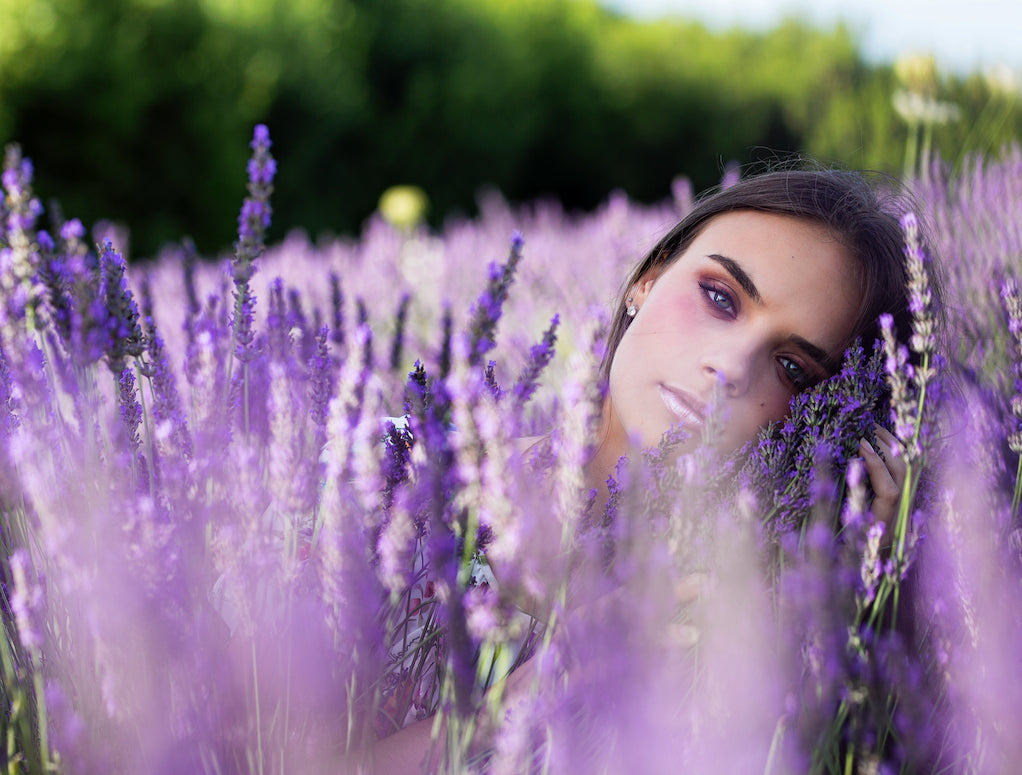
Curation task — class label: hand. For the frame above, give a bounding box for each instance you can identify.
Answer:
[664,572,705,648]
[858,425,908,532]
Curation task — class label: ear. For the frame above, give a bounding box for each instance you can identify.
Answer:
[629,271,660,307]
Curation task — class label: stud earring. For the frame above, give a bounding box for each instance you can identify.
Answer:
[626,297,638,317]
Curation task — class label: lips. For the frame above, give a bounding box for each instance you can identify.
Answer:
[658,385,706,428]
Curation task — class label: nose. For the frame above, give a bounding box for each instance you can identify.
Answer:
[701,342,754,398]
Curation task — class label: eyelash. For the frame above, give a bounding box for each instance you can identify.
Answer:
[699,281,737,317]
[700,280,816,391]
[777,356,813,390]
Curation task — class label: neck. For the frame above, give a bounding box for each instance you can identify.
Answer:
[582,396,630,510]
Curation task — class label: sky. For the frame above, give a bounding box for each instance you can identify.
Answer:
[604,0,1020,76]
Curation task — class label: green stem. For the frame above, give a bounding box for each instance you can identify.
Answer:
[763,715,786,775]
[897,351,930,562]
[135,360,157,497]
[251,638,265,775]
[243,362,250,438]
[281,581,295,773]
[1011,454,1022,520]
[904,120,920,179]
[920,121,934,176]
[31,650,48,772]
[0,616,22,768]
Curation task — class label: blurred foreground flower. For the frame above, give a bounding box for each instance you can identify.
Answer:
[3,128,1022,775]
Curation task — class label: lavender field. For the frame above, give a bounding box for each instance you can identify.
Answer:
[2,127,1021,774]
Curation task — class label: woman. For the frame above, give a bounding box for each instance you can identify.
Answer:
[587,168,923,523]
[372,167,937,772]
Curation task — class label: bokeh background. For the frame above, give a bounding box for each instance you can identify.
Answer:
[2,0,1019,259]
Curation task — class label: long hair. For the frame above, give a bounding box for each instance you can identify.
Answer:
[601,168,945,382]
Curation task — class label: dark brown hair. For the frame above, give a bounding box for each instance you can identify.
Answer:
[602,168,942,381]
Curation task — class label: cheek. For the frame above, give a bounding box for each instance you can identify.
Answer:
[644,289,703,332]
[608,296,701,415]
[622,292,707,369]
[752,381,795,424]
[722,390,792,451]
[617,292,699,367]
[761,394,793,426]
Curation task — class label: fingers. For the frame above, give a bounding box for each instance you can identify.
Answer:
[664,573,705,649]
[858,426,907,529]
[873,426,908,481]
[665,620,700,648]
[674,572,706,607]
[859,437,898,505]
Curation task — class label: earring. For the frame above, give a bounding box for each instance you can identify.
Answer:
[626,297,638,317]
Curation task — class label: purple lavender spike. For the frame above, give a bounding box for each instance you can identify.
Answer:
[329,271,345,350]
[389,293,411,372]
[9,549,45,651]
[265,277,289,362]
[510,314,559,409]
[142,315,193,462]
[231,124,275,368]
[307,325,333,438]
[286,286,315,365]
[98,240,145,374]
[117,366,144,459]
[1,144,45,335]
[465,231,524,367]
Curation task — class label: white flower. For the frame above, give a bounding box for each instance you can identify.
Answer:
[892,89,960,125]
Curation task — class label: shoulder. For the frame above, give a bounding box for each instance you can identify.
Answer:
[515,434,553,472]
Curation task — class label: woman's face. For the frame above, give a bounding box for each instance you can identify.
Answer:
[605,210,861,455]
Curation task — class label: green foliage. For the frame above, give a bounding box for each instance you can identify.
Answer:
[2,0,1020,257]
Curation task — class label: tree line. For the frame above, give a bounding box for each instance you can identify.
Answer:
[0,0,1016,258]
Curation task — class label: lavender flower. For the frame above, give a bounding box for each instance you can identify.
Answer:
[180,237,201,319]
[880,313,915,447]
[737,339,887,539]
[231,279,258,365]
[329,270,345,350]
[287,285,315,365]
[117,366,144,464]
[44,683,86,770]
[43,221,107,368]
[235,124,275,275]
[720,161,741,190]
[266,360,303,518]
[307,325,333,437]
[140,317,192,462]
[98,240,145,373]
[389,292,411,372]
[1,144,45,335]
[483,359,503,401]
[465,231,524,366]
[1001,277,1022,453]
[510,314,559,409]
[5,125,1020,774]
[264,277,289,362]
[231,124,275,366]
[316,327,387,742]
[9,549,45,651]
[0,342,19,441]
[438,303,453,380]
[881,212,942,465]
[184,300,233,458]
[355,297,372,374]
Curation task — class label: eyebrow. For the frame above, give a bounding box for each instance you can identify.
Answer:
[707,253,761,303]
[707,253,838,373]
[789,335,838,374]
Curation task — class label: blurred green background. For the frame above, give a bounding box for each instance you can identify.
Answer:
[1,0,1018,259]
